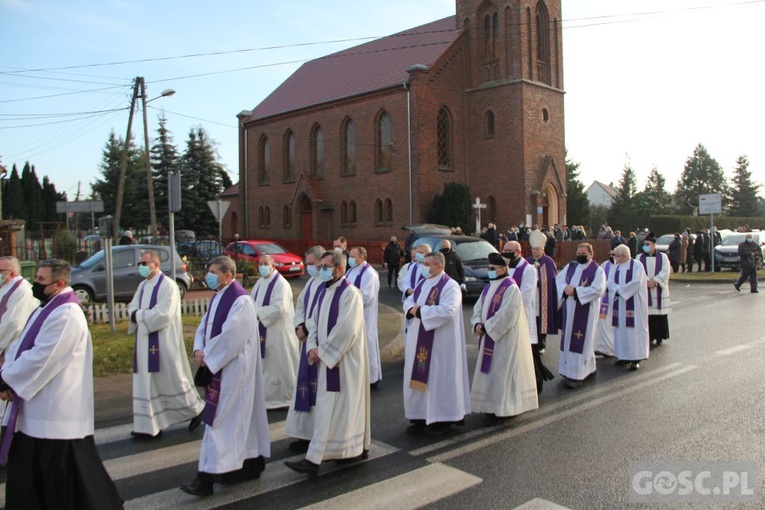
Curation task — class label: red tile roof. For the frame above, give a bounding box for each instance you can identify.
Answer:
[220,183,239,197]
[248,16,459,122]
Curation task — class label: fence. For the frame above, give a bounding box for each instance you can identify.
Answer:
[85,298,212,326]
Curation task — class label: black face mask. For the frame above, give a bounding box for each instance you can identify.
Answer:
[440,248,450,254]
[608,256,615,264]
[32,281,54,305]
[502,252,515,260]
[576,255,589,264]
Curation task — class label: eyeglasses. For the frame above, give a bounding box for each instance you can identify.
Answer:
[138,261,153,266]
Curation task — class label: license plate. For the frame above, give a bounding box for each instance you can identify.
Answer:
[289,266,301,272]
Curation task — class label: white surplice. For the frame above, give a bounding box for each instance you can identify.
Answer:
[0,276,39,354]
[507,258,538,345]
[471,278,538,417]
[403,274,470,424]
[608,259,650,361]
[128,274,204,435]
[596,261,616,357]
[251,270,299,409]
[555,261,606,381]
[194,283,270,474]
[284,274,324,441]
[640,252,671,315]
[346,261,382,384]
[305,278,370,464]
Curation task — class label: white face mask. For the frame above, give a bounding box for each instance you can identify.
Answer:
[334,246,343,252]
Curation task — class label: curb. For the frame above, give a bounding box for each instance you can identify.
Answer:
[378,303,404,364]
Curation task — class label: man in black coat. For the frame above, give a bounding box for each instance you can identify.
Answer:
[440,240,466,295]
[734,233,760,293]
[383,236,403,288]
[693,231,705,272]
[667,233,682,273]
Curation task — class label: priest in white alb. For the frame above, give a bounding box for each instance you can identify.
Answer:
[128,250,204,438]
[251,255,299,409]
[595,253,617,358]
[638,233,672,346]
[555,243,606,388]
[181,256,270,497]
[346,246,382,387]
[0,256,38,365]
[284,245,325,454]
[285,250,370,477]
[608,244,650,370]
[403,251,470,435]
[471,253,538,426]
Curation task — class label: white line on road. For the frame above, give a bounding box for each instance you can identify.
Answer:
[714,344,754,356]
[513,498,572,510]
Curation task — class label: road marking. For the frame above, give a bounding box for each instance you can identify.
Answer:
[513,498,572,509]
[714,344,754,356]
[95,419,286,446]
[426,365,698,464]
[298,462,481,510]
[410,362,684,457]
[124,440,399,510]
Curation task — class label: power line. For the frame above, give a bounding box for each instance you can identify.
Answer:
[0,84,130,104]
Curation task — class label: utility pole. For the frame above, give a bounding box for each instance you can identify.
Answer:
[113,78,140,237]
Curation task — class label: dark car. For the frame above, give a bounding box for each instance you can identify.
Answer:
[410,234,498,297]
[177,239,223,263]
[224,240,304,278]
[70,244,192,304]
[714,232,765,271]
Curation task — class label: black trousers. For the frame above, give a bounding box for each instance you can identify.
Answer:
[387,265,400,287]
[736,265,758,291]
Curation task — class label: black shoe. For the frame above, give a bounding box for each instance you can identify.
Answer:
[288,439,310,452]
[406,420,427,434]
[285,458,320,477]
[424,422,452,436]
[370,381,379,389]
[615,359,629,366]
[189,412,204,431]
[131,430,162,440]
[734,283,741,292]
[752,290,759,293]
[563,378,582,389]
[656,339,663,346]
[630,362,640,371]
[180,477,213,497]
[484,414,514,427]
[335,450,369,464]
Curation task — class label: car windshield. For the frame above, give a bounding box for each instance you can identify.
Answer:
[722,233,760,245]
[256,243,287,255]
[77,250,105,269]
[455,240,497,261]
[656,235,674,245]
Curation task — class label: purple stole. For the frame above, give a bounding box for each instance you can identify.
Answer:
[0,291,81,465]
[201,282,249,427]
[294,280,323,411]
[409,273,450,392]
[0,279,24,323]
[352,262,371,288]
[560,261,599,354]
[527,256,558,335]
[612,260,636,328]
[639,253,664,309]
[509,259,527,288]
[478,277,514,374]
[599,262,612,319]
[253,275,279,358]
[132,273,165,373]
[315,279,351,392]
[409,263,424,289]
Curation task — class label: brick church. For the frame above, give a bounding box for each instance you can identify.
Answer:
[231,0,565,242]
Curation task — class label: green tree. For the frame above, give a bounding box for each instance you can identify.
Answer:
[674,144,728,214]
[3,165,26,221]
[21,162,44,231]
[41,176,65,223]
[642,167,671,214]
[150,115,180,232]
[427,182,471,231]
[92,130,144,232]
[565,153,590,227]
[608,162,641,232]
[725,155,761,217]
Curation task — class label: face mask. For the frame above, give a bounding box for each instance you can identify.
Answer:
[138,264,151,278]
[334,247,343,252]
[608,256,615,264]
[32,281,54,304]
[502,252,515,260]
[421,266,431,279]
[642,245,651,253]
[415,253,425,263]
[319,267,334,282]
[348,258,357,268]
[440,247,449,254]
[205,272,220,290]
[487,270,498,280]
[259,266,272,278]
[576,255,589,264]
[306,265,318,277]
[746,238,753,243]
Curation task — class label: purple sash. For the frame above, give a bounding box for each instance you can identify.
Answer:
[294,282,323,411]
[599,262,612,319]
[0,291,81,465]
[560,261,599,354]
[132,273,165,373]
[0,279,24,323]
[510,259,526,288]
[409,273,450,392]
[315,279,350,392]
[478,278,514,374]
[639,254,663,309]
[253,275,279,358]
[409,263,424,289]
[528,256,558,335]
[612,260,636,328]
[201,282,249,427]
[352,262,371,288]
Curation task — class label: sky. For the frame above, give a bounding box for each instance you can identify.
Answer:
[1,0,764,202]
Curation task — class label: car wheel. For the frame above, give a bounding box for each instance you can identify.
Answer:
[72,285,94,305]
[176,280,187,300]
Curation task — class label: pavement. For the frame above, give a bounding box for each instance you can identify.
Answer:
[93,269,404,428]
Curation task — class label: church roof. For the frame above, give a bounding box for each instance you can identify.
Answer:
[220,183,239,197]
[247,16,459,122]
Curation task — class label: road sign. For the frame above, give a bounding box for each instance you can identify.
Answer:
[208,200,230,221]
[699,193,722,215]
[56,200,104,214]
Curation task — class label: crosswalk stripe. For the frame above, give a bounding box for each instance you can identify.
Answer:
[124,440,399,510]
[513,498,572,510]
[297,462,481,510]
[95,419,288,446]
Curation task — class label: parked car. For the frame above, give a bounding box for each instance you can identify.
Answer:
[410,234,498,297]
[224,240,304,278]
[714,231,765,271]
[177,239,223,263]
[70,244,192,304]
[654,233,697,255]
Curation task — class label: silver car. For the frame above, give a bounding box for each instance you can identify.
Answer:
[70,244,192,304]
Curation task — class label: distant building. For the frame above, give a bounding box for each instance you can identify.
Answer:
[585,181,618,208]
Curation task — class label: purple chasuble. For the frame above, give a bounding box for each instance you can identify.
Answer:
[315,279,351,392]
[253,274,279,358]
[294,282,323,411]
[612,260,636,328]
[409,273,450,392]
[527,255,558,335]
[201,281,249,427]
[560,261,599,354]
[0,290,81,465]
[0,279,23,323]
[599,262,612,319]
[639,253,664,309]
[133,273,165,373]
[478,277,514,374]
